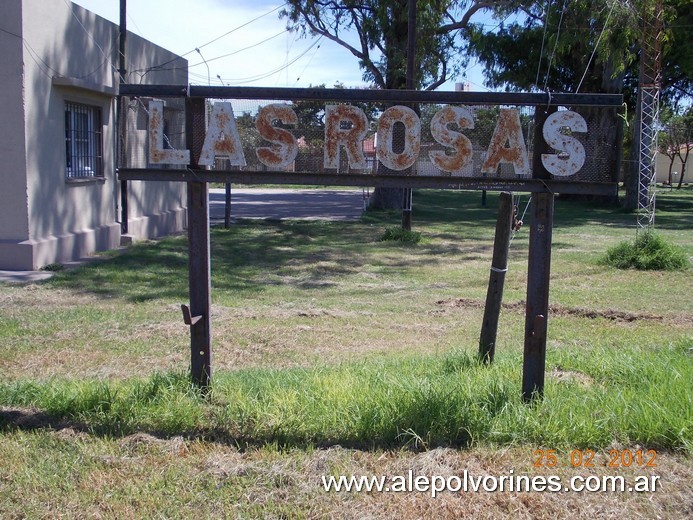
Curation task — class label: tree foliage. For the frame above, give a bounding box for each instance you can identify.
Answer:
[281,1,506,90]
[466,0,691,109]
[281,1,508,209]
[661,0,693,108]
[466,1,638,98]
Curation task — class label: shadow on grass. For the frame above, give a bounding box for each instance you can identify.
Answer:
[43,188,692,303]
[0,406,478,451]
[0,354,504,451]
[47,220,381,303]
[44,192,500,303]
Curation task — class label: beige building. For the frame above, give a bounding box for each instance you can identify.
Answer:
[655,145,691,185]
[0,0,188,270]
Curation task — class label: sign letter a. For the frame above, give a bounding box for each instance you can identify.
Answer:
[199,102,246,166]
[481,108,530,176]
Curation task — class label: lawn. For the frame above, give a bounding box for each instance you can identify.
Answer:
[0,188,691,518]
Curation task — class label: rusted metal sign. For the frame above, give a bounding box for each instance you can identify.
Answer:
[147,101,586,178]
[121,85,623,195]
[117,84,623,396]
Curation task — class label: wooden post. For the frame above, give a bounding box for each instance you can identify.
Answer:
[479,191,513,364]
[186,97,212,389]
[521,192,553,401]
[224,182,231,229]
[401,0,416,232]
[401,188,413,231]
[522,106,556,402]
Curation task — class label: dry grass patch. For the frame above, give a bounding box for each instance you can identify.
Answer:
[0,428,690,519]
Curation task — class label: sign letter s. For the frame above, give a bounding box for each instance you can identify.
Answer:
[541,111,587,177]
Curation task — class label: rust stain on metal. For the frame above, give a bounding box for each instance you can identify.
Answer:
[481,108,529,176]
[211,108,236,155]
[324,105,368,170]
[148,105,165,163]
[429,106,474,173]
[376,106,420,171]
[255,104,298,169]
[148,100,189,165]
[199,102,246,166]
[541,110,587,177]
[142,98,599,183]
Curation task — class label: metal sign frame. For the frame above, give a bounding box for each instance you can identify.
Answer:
[118,84,623,400]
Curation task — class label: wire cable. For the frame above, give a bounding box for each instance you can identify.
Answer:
[533,1,551,91]
[215,38,322,85]
[186,30,287,68]
[137,3,288,74]
[543,0,568,91]
[576,0,616,93]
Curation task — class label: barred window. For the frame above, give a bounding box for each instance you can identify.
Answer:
[65,102,103,178]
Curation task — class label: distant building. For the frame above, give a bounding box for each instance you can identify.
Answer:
[655,144,691,185]
[0,0,188,270]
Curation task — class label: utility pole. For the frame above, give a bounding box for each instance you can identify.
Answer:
[118,0,128,235]
[636,0,663,232]
[402,0,417,231]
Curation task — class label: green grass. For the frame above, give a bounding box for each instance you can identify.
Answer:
[1,188,692,518]
[1,338,690,450]
[379,226,423,243]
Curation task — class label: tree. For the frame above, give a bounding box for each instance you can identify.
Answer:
[661,0,693,110]
[281,0,509,209]
[466,0,638,204]
[658,107,691,186]
[659,107,692,188]
[465,0,692,207]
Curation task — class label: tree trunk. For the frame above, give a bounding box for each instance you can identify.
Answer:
[676,150,689,189]
[667,158,674,186]
[623,133,640,209]
[367,2,409,211]
[369,186,405,210]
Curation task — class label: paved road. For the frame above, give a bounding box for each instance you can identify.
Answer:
[209,188,366,222]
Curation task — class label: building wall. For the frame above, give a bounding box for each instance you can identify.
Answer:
[0,0,188,270]
[656,149,692,185]
[0,0,32,269]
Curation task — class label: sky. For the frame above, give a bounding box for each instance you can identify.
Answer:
[71,0,490,91]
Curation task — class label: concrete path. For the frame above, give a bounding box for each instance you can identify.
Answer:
[209,188,366,223]
[0,270,54,284]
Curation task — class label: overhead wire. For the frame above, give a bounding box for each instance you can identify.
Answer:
[193,3,286,53]
[543,0,568,91]
[63,0,112,66]
[576,0,617,93]
[293,40,323,85]
[533,1,551,91]
[216,37,323,85]
[1,23,116,81]
[186,30,287,68]
[137,2,288,74]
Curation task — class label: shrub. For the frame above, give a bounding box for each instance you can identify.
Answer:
[40,263,65,272]
[600,232,689,271]
[379,227,422,244]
